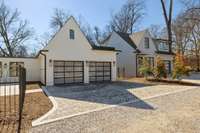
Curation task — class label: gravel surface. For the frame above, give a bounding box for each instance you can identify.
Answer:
[31,87,200,133]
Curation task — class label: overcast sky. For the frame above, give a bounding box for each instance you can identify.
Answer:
[5,0,184,51]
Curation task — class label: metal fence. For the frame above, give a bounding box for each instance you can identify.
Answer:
[0,66,26,133]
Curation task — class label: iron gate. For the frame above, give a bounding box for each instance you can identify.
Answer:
[0,66,26,133]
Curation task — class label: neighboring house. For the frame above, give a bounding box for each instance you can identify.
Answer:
[0,16,118,86]
[102,30,174,78]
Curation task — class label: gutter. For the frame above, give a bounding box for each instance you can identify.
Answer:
[39,50,48,86]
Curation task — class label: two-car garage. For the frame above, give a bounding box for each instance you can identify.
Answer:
[54,61,112,85]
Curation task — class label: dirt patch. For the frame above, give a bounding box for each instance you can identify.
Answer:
[26,83,42,90]
[0,92,53,133]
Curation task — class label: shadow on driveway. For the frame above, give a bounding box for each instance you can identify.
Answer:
[46,81,156,110]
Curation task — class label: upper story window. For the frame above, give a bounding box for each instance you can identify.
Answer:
[69,29,75,40]
[144,37,149,49]
[9,62,24,77]
[158,42,169,51]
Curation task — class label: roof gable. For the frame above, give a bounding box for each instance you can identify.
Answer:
[116,32,140,52]
[43,16,116,52]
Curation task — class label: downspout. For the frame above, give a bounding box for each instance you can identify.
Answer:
[40,52,47,86]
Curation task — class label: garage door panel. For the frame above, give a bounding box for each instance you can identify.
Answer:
[89,62,111,82]
[54,61,84,85]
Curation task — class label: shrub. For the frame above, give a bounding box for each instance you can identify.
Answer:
[139,58,153,79]
[154,56,167,79]
[172,53,189,80]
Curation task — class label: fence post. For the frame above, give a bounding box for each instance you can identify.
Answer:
[17,66,26,133]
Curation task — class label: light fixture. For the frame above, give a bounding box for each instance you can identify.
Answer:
[4,63,7,69]
[113,61,116,66]
[49,59,53,67]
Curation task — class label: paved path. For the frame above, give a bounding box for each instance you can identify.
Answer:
[182,73,200,85]
[31,85,200,133]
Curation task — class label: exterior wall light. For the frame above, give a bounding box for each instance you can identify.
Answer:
[113,61,116,66]
[49,59,53,67]
[4,63,7,69]
[86,61,89,67]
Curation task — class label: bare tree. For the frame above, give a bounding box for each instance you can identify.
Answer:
[110,0,145,34]
[160,0,173,53]
[0,2,32,56]
[148,24,163,38]
[50,8,71,32]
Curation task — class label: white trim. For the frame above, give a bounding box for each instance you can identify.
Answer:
[32,86,58,126]
[32,86,198,127]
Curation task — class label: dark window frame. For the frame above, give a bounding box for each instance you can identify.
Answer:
[69,29,75,40]
[9,62,24,77]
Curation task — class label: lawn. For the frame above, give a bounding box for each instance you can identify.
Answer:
[0,83,52,133]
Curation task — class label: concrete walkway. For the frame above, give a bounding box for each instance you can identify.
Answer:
[182,72,200,85]
[32,82,199,127]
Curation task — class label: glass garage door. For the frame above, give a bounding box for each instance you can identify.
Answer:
[54,61,84,85]
[89,62,111,82]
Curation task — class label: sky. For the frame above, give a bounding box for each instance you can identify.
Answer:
[5,0,184,51]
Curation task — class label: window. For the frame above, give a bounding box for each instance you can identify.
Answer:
[0,62,2,77]
[159,42,169,51]
[144,37,149,49]
[9,62,24,77]
[69,29,75,39]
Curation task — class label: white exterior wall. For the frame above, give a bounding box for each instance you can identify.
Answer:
[43,17,116,86]
[105,32,137,77]
[0,57,40,82]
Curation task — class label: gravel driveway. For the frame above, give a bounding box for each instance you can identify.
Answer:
[31,81,200,133]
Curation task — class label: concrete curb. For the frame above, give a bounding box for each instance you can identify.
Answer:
[32,86,199,127]
[32,86,58,127]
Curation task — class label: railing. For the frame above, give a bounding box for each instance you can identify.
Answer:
[0,66,26,133]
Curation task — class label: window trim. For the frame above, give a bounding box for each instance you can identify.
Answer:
[69,29,75,40]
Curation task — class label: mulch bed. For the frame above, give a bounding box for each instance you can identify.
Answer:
[147,78,200,86]
[0,91,53,133]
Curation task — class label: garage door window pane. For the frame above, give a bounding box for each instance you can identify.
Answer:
[65,78,74,83]
[104,76,110,81]
[74,72,82,77]
[54,61,64,66]
[74,67,82,71]
[65,67,73,71]
[104,67,111,71]
[96,67,103,71]
[96,72,103,76]
[54,78,64,84]
[65,62,73,66]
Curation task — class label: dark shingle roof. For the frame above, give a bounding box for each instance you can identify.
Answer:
[116,32,140,53]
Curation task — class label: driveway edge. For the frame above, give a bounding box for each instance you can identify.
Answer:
[32,86,58,127]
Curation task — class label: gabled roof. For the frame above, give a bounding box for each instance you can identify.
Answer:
[129,30,146,46]
[42,16,117,52]
[116,32,140,53]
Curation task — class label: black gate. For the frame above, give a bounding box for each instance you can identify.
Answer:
[0,66,26,133]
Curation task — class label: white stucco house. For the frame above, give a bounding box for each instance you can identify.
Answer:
[0,16,118,86]
[102,30,174,78]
